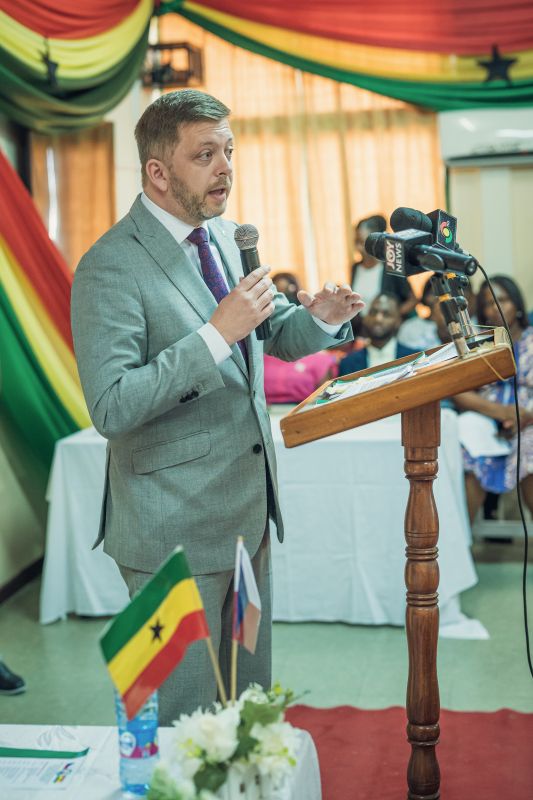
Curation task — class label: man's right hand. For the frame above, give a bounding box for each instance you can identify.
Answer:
[210,265,274,345]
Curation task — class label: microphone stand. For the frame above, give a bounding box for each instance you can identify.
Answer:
[447,275,475,338]
[408,249,470,359]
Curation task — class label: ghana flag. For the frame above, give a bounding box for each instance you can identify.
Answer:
[100,547,209,719]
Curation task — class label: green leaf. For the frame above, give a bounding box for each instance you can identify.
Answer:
[241,699,282,730]
[233,731,258,760]
[147,765,184,800]
[194,763,228,793]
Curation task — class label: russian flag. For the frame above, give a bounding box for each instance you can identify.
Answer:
[232,538,262,654]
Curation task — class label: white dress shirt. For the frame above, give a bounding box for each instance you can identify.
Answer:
[366,336,398,369]
[141,192,340,364]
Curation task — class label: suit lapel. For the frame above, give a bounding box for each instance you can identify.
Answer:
[129,197,249,377]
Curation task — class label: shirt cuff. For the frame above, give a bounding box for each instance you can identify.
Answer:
[311,316,342,337]
[198,323,232,365]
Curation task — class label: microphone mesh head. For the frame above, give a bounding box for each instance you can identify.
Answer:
[234,224,259,250]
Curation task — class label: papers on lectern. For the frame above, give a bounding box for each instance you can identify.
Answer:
[314,342,459,407]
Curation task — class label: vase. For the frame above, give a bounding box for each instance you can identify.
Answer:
[217,763,281,800]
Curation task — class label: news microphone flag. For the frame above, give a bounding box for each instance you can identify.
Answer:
[99,547,209,719]
[232,538,262,654]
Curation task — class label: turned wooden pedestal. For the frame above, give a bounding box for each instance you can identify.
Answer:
[279,331,516,800]
[402,401,441,800]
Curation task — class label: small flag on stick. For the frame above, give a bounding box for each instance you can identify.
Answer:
[100,547,209,719]
[231,537,262,701]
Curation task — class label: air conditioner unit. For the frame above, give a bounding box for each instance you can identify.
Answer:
[438,108,533,166]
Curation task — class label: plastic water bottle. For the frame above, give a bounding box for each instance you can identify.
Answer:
[114,689,160,796]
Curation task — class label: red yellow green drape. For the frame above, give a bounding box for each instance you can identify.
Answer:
[0,150,90,468]
[0,0,151,133]
[158,0,533,109]
[1,1,533,132]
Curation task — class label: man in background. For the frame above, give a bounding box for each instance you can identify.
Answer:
[71,89,364,723]
[338,293,417,375]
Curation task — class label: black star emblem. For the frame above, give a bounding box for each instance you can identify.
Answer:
[41,39,59,88]
[149,618,164,642]
[477,45,517,85]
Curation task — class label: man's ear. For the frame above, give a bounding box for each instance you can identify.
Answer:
[145,158,169,193]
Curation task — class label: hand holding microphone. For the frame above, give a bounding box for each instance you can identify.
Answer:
[233,225,273,340]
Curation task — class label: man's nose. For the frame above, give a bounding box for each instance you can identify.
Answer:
[215,152,232,174]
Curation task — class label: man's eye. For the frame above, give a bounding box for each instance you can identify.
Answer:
[226,148,234,160]
[198,151,212,160]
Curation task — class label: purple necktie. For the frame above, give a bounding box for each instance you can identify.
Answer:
[187,227,247,363]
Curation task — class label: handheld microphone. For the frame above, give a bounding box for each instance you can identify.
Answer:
[365,229,478,277]
[233,224,272,340]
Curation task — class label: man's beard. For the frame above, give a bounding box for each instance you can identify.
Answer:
[168,170,229,223]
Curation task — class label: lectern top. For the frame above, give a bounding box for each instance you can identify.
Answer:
[280,328,516,448]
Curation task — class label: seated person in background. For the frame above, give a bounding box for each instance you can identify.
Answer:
[264,271,338,404]
[452,275,533,523]
[350,214,417,319]
[0,657,25,695]
[397,279,442,351]
[338,293,419,376]
[272,271,301,306]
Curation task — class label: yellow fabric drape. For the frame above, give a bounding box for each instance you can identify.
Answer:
[159,17,445,292]
[0,239,90,428]
[183,1,533,82]
[0,0,152,80]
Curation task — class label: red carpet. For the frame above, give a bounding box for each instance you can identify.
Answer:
[286,705,533,799]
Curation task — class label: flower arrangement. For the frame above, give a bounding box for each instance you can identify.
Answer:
[148,684,299,800]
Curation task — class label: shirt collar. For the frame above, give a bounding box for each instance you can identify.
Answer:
[367,337,397,360]
[140,191,209,244]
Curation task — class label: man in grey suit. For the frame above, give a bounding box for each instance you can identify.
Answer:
[71,89,364,724]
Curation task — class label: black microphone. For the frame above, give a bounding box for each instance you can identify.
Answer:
[233,224,272,340]
[390,206,468,254]
[365,229,478,277]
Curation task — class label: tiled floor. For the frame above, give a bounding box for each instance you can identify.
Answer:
[1,545,532,726]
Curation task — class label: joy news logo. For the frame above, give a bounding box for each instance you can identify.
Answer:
[439,220,454,245]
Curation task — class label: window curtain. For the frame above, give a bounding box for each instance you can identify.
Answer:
[160,16,445,290]
[30,123,116,270]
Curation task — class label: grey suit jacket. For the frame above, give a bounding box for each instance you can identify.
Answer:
[71,196,350,575]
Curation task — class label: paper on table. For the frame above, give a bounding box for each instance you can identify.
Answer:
[412,342,459,371]
[0,727,91,791]
[320,361,416,404]
[308,342,459,409]
[458,411,512,458]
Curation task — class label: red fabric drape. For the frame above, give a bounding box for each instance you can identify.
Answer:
[192,0,533,54]
[0,0,140,39]
[0,151,73,349]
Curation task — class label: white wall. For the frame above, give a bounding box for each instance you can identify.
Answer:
[448,163,533,306]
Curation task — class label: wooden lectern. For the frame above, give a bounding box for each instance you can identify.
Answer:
[279,329,515,800]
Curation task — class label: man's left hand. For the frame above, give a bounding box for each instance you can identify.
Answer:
[297,283,365,325]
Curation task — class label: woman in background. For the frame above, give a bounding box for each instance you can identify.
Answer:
[264,272,338,404]
[453,276,533,522]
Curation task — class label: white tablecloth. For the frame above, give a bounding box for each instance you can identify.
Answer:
[40,410,477,632]
[269,409,477,630]
[0,725,320,800]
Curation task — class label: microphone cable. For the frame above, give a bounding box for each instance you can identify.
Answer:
[476,263,533,680]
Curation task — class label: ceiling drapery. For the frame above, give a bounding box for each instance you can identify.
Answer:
[157,0,533,109]
[0,0,151,133]
[0,0,532,132]
[0,150,90,468]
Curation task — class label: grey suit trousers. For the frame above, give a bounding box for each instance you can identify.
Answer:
[118,530,272,726]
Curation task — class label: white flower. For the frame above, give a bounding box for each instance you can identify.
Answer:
[186,706,240,762]
[237,683,269,706]
[248,721,299,782]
